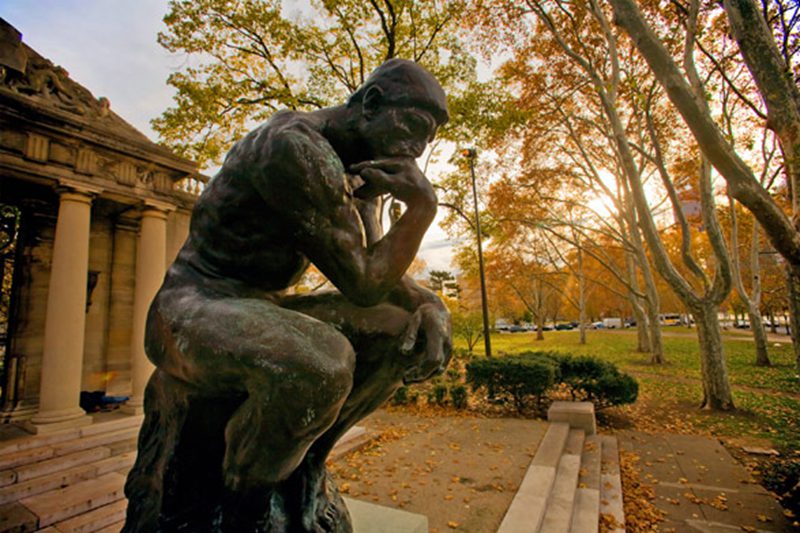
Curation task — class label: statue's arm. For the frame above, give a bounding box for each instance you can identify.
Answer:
[258,132,436,307]
[351,194,451,380]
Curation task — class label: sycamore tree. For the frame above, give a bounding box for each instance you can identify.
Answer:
[154,0,480,167]
[471,0,749,409]
[610,0,800,373]
[467,2,669,361]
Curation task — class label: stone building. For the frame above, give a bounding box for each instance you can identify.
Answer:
[0,19,205,433]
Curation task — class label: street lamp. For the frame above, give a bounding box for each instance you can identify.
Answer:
[462,148,492,358]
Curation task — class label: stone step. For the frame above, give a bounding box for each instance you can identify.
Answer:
[0,427,137,479]
[51,428,138,457]
[0,430,80,458]
[0,446,56,472]
[95,452,136,477]
[564,428,585,456]
[0,415,142,458]
[569,434,601,533]
[531,422,570,468]
[540,442,583,532]
[16,447,111,484]
[599,435,625,533]
[79,416,142,438]
[0,463,98,506]
[570,488,600,533]
[497,422,570,532]
[19,472,125,528]
[94,520,124,533]
[578,435,601,490]
[0,501,37,532]
[53,499,127,533]
[0,451,136,508]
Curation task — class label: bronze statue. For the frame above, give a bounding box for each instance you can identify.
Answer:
[123,59,452,532]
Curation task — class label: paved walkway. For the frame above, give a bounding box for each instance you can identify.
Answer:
[618,432,796,532]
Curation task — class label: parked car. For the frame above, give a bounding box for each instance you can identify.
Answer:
[554,323,574,330]
[591,321,605,329]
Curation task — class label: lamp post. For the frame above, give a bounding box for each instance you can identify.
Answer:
[463,148,492,358]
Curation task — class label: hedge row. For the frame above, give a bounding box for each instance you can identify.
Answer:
[466,351,638,412]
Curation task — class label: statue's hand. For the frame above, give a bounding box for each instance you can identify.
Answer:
[349,158,435,206]
[399,303,452,384]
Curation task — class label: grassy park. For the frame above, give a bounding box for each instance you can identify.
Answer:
[474,329,799,452]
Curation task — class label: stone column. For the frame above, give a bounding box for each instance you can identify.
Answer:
[26,188,95,433]
[104,218,137,396]
[122,205,169,414]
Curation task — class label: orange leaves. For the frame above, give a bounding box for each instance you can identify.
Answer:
[618,450,666,532]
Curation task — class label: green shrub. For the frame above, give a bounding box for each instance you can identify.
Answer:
[450,385,468,409]
[518,351,638,409]
[466,355,558,412]
[467,351,638,412]
[446,368,461,383]
[433,383,448,406]
[392,386,409,405]
[408,389,420,404]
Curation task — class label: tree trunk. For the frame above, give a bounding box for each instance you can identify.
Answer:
[626,253,650,353]
[536,314,545,341]
[692,301,735,410]
[747,303,770,366]
[578,244,587,345]
[787,264,800,374]
[646,302,665,364]
[634,305,649,352]
[729,197,771,366]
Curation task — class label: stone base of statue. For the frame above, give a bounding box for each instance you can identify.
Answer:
[121,370,356,533]
[345,498,428,533]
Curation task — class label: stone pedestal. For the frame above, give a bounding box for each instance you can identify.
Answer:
[122,207,168,415]
[344,498,428,533]
[26,189,94,433]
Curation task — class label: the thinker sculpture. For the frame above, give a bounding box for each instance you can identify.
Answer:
[122,59,452,533]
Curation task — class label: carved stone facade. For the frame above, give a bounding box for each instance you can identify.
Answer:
[0,18,206,429]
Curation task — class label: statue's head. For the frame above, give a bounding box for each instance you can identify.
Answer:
[348,59,448,158]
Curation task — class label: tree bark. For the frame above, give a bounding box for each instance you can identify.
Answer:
[787,264,800,373]
[578,243,587,345]
[536,315,545,341]
[646,301,664,365]
[747,303,770,366]
[729,198,771,365]
[626,251,651,353]
[692,301,736,410]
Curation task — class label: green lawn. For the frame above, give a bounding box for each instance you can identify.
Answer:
[457,329,800,451]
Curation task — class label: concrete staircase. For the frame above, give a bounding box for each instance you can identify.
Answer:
[497,404,625,533]
[0,414,141,533]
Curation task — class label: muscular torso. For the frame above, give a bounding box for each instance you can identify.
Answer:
[172,110,356,293]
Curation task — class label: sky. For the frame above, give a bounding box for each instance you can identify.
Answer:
[2,1,458,273]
